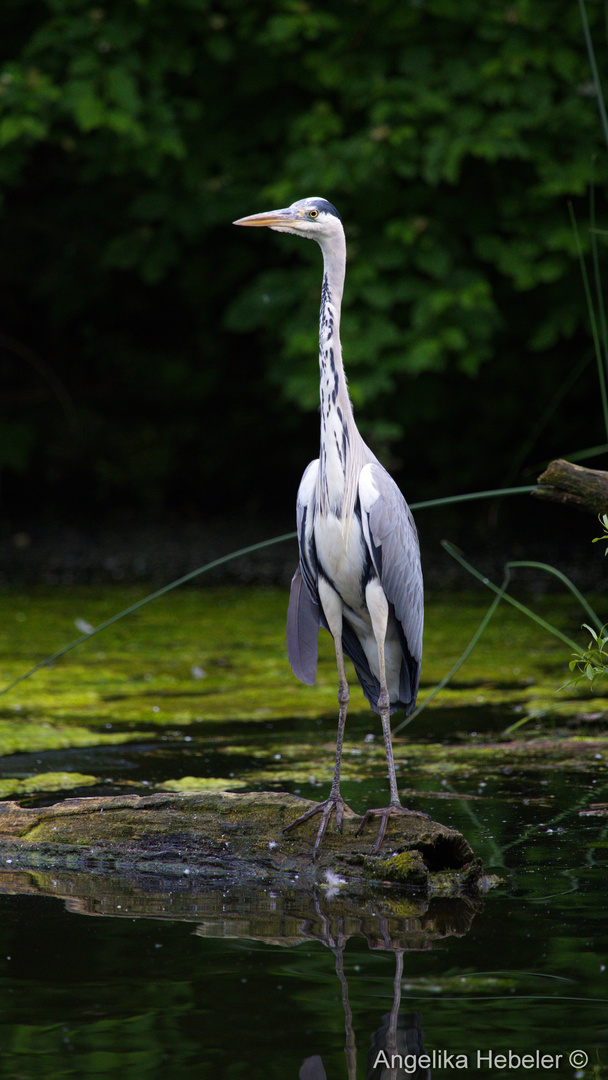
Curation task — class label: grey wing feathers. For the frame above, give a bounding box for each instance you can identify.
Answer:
[287,458,321,686]
[286,567,320,685]
[360,462,423,710]
[364,463,423,659]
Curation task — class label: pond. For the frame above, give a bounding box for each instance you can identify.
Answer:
[0,585,606,1078]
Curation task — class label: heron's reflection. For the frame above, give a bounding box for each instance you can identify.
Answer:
[298,897,440,1080]
[0,863,477,1079]
[300,952,430,1080]
[367,1003,431,1080]
[300,1055,328,1080]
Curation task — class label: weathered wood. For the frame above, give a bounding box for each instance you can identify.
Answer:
[0,790,491,946]
[534,458,608,515]
[0,790,482,900]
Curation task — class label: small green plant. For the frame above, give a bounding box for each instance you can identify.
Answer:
[557,514,608,694]
[592,512,608,554]
[564,622,608,691]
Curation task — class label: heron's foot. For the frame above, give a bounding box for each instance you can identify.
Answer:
[355,802,430,855]
[283,793,354,860]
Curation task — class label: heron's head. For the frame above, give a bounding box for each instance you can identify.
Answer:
[233,197,342,244]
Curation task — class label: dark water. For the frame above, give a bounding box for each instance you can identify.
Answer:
[0,709,606,1079]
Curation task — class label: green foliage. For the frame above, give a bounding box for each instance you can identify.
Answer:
[565,622,608,690]
[556,514,608,693]
[0,0,607,509]
[592,511,608,553]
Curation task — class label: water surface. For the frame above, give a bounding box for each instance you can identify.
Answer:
[0,587,605,1077]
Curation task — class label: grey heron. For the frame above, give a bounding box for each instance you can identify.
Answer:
[234,197,424,856]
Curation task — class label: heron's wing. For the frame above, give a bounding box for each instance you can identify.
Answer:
[295,459,320,601]
[359,462,423,707]
[286,567,320,685]
[287,460,321,685]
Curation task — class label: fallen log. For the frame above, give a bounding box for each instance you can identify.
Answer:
[0,790,490,946]
[534,458,608,515]
[0,789,482,897]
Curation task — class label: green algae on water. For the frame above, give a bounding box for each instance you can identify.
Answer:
[0,772,98,798]
[0,585,605,790]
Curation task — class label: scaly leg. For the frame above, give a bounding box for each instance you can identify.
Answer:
[356,581,427,853]
[283,581,353,858]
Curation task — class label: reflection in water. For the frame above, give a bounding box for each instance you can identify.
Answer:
[300,1054,328,1080]
[0,724,605,1074]
[0,832,606,1077]
[0,870,479,1078]
[368,1005,431,1080]
[300,933,433,1080]
[272,891,477,1080]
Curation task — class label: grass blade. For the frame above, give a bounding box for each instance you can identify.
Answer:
[412,485,533,510]
[507,559,603,632]
[441,541,583,651]
[578,0,608,148]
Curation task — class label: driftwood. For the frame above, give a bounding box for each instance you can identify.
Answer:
[534,458,608,515]
[0,790,488,947]
[0,789,477,890]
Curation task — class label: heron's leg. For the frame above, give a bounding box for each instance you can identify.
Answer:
[364,580,400,801]
[328,609,350,819]
[376,634,401,804]
[283,580,353,858]
[356,581,427,854]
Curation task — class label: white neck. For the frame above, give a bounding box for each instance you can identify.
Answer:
[316,228,367,518]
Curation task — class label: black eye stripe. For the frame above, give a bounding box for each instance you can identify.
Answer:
[309,199,341,221]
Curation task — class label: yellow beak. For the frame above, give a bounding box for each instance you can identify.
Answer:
[233,208,297,228]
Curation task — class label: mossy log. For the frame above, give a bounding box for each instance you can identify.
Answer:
[0,789,482,896]
[0,790,488,947]
[534,458,608,515]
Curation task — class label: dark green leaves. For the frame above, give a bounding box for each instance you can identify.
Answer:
[0,0,607,508]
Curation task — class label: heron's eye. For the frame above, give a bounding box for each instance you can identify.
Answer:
[308,209,319,219]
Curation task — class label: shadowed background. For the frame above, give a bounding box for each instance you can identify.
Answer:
[1,0,607,580]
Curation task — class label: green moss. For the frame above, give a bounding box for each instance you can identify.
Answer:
[159,776,248,792]
[371,849,428,883]
[429,869,476,896]
[0,772,98,797]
